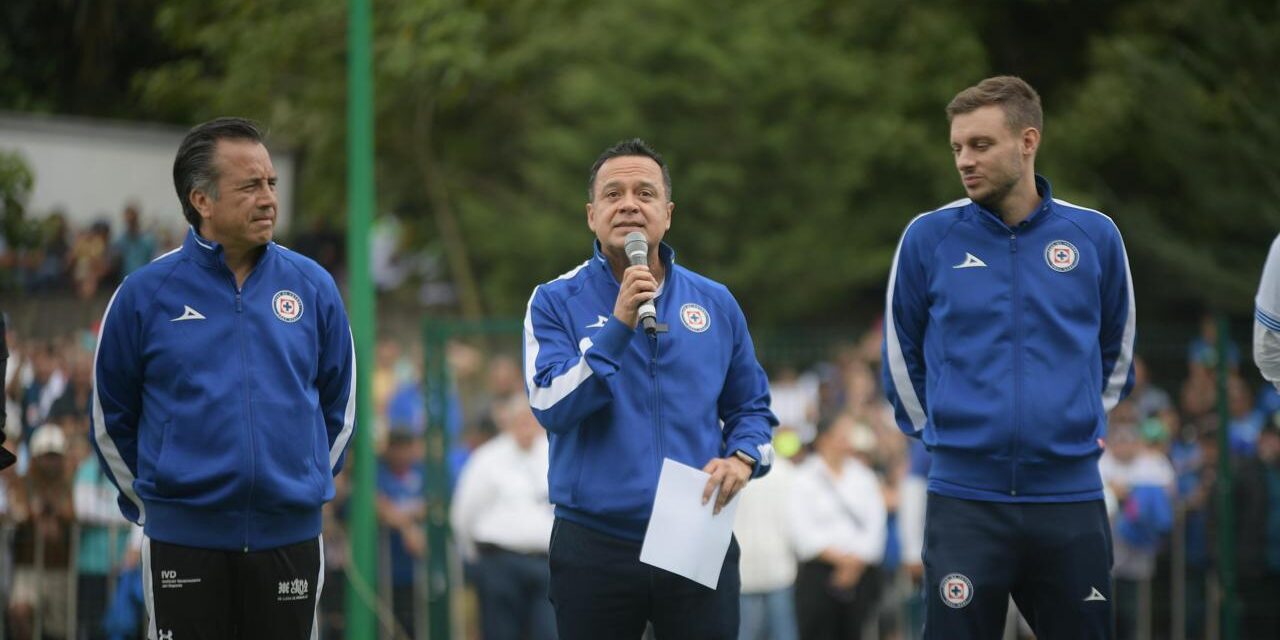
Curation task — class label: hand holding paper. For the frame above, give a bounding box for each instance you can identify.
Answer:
[640,458,741,589]
[701,455,752,515]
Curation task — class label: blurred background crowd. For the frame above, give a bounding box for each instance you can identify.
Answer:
[4,292,1279,639]
[3,0,1279,638]
[1,205,167,299]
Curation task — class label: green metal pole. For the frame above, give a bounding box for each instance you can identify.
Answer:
[345,0,377,637]
[1214,312,1237,640]
[423,320,452,640]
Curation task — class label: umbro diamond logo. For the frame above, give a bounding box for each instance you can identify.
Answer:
[1084,587,1107,602]
[953,253,987,269]
[170,305,206,322]
[585,315,608,329]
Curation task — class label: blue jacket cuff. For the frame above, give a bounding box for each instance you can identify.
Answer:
[727,439,774,479]
[591,316,635,364]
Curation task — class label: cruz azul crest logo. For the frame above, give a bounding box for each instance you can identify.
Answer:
[940,573,974,609]
[680,303,710,333]
[1044,240,1079,272]
[272,290,304,323]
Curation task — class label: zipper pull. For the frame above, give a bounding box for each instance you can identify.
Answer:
[236,292,243,313]
[1009,234,1017,252]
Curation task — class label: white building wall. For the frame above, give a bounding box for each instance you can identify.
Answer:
[0,112,295,236]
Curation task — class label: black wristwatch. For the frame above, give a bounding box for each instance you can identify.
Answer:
[733,449,757,469]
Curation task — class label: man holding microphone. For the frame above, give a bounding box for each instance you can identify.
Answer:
[523,138,778,639]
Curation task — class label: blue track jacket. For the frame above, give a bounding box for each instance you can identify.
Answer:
[92,228,356,551]
[523,242,778,540]
[883,176,1136,502]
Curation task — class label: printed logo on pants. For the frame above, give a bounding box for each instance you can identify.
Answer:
[159,570,201,590]
[940,573,973,609]
[277,578,310,602]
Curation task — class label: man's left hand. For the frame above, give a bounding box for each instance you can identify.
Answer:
[701,456,752,515]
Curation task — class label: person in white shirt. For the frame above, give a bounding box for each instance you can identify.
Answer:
[451,396,556,640]
[789,413,887,640]
[1255,234,1280,388]
[735,453,799,640]
[770,365,819,445]
[1098,421,1175,640]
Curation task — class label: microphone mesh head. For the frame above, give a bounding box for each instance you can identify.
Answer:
[624,232,648,265]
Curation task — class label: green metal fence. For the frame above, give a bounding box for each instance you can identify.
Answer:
[411,314,1254,640]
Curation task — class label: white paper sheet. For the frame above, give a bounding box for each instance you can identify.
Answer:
[639,458,740,589]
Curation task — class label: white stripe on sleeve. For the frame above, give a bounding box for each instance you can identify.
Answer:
[92,283,147,524]
[1101,233,1136,412]
[884,214,930,433]
[329,327,357,471]
[522,262,600,412]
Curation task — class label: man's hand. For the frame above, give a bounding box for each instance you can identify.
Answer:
[401,525,426,558]
[831,555,866,590]
[613,265,659,329]
[701,455,753,515]
[906,562,924,582]
[1108,480,1131,503]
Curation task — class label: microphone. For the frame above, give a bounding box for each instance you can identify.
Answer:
[624,232,658,335]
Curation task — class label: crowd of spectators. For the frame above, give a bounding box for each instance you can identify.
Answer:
[734,317,1280,640]
[1,205,168,298]
[2,321,144,639]
[4,269,1280,639]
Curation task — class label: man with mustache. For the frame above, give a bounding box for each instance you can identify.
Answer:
[92,118,355,639]
[523,138,778,639]
[883,76,1136,639]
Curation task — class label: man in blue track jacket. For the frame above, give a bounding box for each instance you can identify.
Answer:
[524,138,778,639]
[882,77,1136,639]
[91,118,355,640]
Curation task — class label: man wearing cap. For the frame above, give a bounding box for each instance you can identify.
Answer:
[6,424,74,639]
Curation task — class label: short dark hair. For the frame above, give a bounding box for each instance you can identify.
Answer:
[946,75,1043,134]
[173,117,265,229]
[587,138,672,201]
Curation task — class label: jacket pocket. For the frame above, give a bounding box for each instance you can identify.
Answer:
[251,399,326,511]
[152,417,242,501]
[571,414,654,516]
[153,418,173,494]
[927,363,1008,455]
[1024,369,1101,459]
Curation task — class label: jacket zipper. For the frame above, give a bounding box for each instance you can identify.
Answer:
[648,333,664,462]
[1009,232,1021,496]
[229,274,257,552]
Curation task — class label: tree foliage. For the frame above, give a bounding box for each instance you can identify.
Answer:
[1047,0,1280,315]
[0,0,178,116]
[0,150,34,246]
[130,0,990,323]
[6,0,1278,326]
